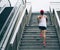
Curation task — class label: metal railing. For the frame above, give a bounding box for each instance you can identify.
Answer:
[0,6,15,50]
[0,1,32,50]
[9,7,26,50]
[50,7,60,46]
[26,2,32,25]
[0,0,26,49]
[8,2,32,50]
[53,9,60,46]
[7,0,11,7]
[0,4,25,50]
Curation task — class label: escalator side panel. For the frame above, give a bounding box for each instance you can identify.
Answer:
[0,7,13,30]
[0,7,13,41]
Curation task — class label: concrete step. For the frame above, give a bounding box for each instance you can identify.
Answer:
[24,31,56,33]
[25,25,55,28]
[20,43,59,47]
[25,26,56,30]
[22,37,58,40]
[24,29,56,31]
[23,32,57,35]
[23,35,57,37]
[21,39,58,43]
[22,36,57,39]
[19,48,60,50]
[20,45,59,49]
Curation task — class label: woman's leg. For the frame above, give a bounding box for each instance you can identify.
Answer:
[43,30,47,46]
[40,30,47,46]
[40,30,43,37]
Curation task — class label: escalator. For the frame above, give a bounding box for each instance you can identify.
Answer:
[0,7,13,42]
[18,12,60,50]
[0,7,13,30]
[0,0,27,50]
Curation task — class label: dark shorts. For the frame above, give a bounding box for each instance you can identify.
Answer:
[39,26,47,30]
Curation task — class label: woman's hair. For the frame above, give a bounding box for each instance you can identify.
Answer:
[40,10,44,15]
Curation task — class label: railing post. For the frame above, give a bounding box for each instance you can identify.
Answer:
[26,2,32,26]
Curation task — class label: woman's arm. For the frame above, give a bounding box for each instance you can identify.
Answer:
[37,16,41,23]
[46,16,48,23]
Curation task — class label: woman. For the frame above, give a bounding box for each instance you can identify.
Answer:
[37,10,48,46]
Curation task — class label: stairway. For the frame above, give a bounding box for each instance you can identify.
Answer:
[18,12,60,50]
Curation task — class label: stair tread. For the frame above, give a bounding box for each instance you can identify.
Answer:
[23,33,57,35]
[24,29,56,31]
[20,46,60,48]
[19,48,60,50]
[24,31,56,33]
[22,38,58,40]
[22,35,57,38]
[26,25,54,27]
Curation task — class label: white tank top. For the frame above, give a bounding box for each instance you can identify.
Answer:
[39,15,47,27]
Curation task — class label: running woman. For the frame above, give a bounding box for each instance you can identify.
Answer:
[37,10,48,46]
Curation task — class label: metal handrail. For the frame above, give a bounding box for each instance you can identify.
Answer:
[53,9,60,46]
[0,7,15,49]
[8,0,11,7]
[50,7,60,46]
[54,9,60,26]
[0,0,26,50]
[10,2,32,44]
[50,2,60,46]
[9,1,31,45]
[9,2,32,50]
[0,7,14,35]
[1,5,21,50]
[0,5,21,49]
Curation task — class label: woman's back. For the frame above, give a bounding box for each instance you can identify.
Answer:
[38,15,47,27]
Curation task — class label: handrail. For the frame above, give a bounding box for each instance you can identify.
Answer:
[8,0,11,7]
[8,6,26,50]
[0,7,15,49]
[9,2,32,50]
[1,5,21,50]
[53,9,60,47]
[0,6,21,49]
[0,7,14,35]
[10,6,26,45]
[25,2,32,25]
[9,1,31,45]
[54,9,60,26]
[50,2,60,47]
